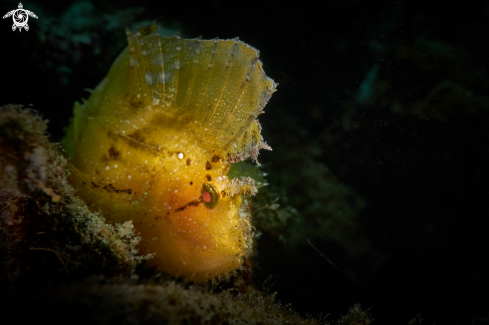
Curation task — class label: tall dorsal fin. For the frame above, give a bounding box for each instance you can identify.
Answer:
[64,22,276,164]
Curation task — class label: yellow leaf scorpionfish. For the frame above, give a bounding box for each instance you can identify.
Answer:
[62,23,276,281]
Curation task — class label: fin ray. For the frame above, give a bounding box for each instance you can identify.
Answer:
[65,23,276,165]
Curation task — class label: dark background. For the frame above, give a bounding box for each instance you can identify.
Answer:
[2,0,489,323]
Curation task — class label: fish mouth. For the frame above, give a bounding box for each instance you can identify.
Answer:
[195,255,244,274]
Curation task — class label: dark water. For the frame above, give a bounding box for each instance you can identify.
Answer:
[2,0,489,323]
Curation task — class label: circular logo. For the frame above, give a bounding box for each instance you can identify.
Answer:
[3,3,38,32]
[13,9,28,28]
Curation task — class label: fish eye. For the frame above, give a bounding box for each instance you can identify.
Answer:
[201,183,219,209]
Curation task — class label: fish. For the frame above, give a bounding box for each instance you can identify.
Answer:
[62,23,276,281]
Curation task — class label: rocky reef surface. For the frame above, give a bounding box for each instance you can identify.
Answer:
[0,104,374,324]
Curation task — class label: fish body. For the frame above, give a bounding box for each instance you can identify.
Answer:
[63,24,276,281]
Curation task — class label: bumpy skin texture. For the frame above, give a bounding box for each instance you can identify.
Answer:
[63,24,276,281]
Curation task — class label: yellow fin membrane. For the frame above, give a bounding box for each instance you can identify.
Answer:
[62,23,276,281]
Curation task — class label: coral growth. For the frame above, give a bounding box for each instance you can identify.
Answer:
[0,105,151,293]
[3,281,323,325]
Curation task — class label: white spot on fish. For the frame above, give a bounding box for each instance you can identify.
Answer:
[157,71,164,84]
[145,71,154,85]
